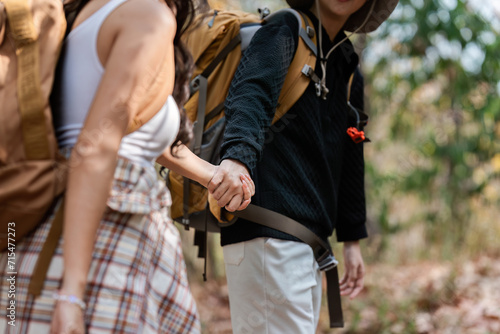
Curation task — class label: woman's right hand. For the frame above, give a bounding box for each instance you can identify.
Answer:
[51,300,85,334]
[208,159,255,212]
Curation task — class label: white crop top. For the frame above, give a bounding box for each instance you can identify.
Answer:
[54,0,179,168]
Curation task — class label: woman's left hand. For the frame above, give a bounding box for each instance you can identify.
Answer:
[50,300,85,334]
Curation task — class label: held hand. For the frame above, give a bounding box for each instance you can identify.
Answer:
[208,159,255,212]
[51,300,85,334]
[339,241,365,299]
[237,174,254,211]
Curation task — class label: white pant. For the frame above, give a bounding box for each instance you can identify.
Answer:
[223,238,322,334]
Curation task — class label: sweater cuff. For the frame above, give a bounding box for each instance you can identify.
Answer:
[335,222,368,242]
[221,143,257,173]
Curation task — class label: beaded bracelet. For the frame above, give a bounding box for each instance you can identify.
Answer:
[53,291,86,311]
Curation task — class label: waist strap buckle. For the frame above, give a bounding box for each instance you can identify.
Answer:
[318,253,339,271]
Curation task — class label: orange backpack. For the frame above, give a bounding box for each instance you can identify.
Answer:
[0,0,66,294]
[1,0,170,295]
[166,8,365,327]
[167,8,317,231]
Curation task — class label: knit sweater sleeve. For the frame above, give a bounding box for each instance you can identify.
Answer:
[335,68,369,242]
[220,12,299,172]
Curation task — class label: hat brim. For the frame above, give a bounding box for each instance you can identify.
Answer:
[285,0,399,33]
[344,0,399,33]
[285,0,314,10]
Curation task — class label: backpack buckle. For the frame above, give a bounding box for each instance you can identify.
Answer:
[318,252,339,271]
[181,218,191,230]
[301,64,313,77]
[258,7,270,19]
[190,75,201,95]
[306,26,315,39]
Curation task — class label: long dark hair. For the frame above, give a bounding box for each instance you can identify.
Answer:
[168,0,207,149]
[63,0,207,150]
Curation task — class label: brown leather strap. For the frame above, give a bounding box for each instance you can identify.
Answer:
[4,0,51,160]
[28,198,64,296]
[233,204,344,327]
[326,266,344,327]
[235,204,330,259]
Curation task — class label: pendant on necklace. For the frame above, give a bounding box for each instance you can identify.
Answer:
[321,84,329,100]
[315,82,329,100]
[315,82,322,98]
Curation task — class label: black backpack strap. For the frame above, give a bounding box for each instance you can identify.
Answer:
[189,33,242,156]
[233,204,344,328]
[185,32,243,224]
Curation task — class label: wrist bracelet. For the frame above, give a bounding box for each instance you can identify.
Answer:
[53,291,86,311]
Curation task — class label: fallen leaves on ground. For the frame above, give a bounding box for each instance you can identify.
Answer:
[191,255,500,334]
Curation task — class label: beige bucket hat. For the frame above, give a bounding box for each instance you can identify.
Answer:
[286,0,399,33]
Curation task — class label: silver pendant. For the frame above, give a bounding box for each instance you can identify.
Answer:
[321,84,329,100]
[315,82,322,97]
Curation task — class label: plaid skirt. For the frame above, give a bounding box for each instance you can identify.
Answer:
[0,157,200,333]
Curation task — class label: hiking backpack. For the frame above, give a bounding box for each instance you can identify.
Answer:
[0,0,67,295]
[166,7,370,328]
[167,7,318,232]
[166,7,367,233]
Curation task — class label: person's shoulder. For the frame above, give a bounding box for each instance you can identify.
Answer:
[113,0,176,36]
[263,8,301,33]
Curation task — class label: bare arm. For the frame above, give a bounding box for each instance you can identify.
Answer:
[157,145,216,188]
[59,0,176,299]
[157,146,255,211]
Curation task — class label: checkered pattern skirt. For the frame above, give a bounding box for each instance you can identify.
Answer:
[0,157,200,333]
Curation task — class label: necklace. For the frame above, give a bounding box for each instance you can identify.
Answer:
[314,0,377,99]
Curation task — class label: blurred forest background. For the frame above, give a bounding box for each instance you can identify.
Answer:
[179,0,500,333]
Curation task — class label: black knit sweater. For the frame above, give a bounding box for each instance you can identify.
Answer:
[220,10,368,246]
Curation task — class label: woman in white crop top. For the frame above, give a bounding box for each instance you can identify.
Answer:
[1,0,255,333]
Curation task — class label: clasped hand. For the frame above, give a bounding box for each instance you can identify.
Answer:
[208,159,255,212]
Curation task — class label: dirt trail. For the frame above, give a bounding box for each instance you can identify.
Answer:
[191,255,500,334]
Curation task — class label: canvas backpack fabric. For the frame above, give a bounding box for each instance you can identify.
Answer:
[0,0,67,295]
[167,8,318,232]
[0,0,172,296]
[0,0,67,248]
[165,8,367,328]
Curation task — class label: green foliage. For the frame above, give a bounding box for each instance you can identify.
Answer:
[363,0,500,260]
[205,0,500,262]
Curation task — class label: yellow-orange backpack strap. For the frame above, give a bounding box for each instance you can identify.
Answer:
[2,0,66,297]
[268,9,317,125]
[3,0,50,160]
[209,9,318,224]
